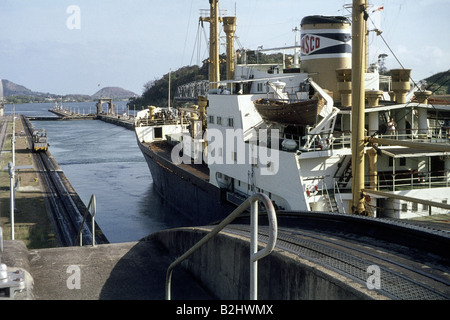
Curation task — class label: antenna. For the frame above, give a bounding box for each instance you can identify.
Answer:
[292,27,300,68]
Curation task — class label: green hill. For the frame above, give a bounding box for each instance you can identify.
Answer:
[133,51,291,109]
[424,70,450,95]
[133,64,209,108]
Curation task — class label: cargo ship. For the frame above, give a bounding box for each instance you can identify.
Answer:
[135,1,450,225]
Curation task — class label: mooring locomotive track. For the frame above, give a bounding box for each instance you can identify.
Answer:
[211,212,450,300]
[21,116,105,246]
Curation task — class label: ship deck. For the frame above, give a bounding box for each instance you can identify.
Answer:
[143,140,210,181]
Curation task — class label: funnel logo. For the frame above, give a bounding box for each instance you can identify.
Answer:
[302,34,321,55]
[301,31,351,59]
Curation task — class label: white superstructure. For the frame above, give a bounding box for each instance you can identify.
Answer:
[135,8,450,220]
[202,64,450,218]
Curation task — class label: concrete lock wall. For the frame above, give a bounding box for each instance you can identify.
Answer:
[153,228,382,300]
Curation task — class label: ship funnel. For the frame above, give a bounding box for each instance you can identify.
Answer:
[301,16,352,100]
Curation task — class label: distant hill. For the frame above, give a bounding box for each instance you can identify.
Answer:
[424,70,450,95]
[92,87,138,99]
[0,79,137,103]
[1,79,40,96]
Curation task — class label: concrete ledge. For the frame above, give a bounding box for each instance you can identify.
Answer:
[2,240,31,272]
[1,239,214,300]
[151,227,388,300]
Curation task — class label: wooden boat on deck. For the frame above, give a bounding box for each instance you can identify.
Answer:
[254,98,325,126]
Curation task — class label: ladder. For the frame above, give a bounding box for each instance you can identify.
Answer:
[336,156,352,188]
[324,192,340,213]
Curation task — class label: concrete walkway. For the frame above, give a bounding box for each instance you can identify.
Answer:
[2,238,214,300]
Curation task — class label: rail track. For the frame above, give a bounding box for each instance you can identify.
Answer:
[21,116,95,246]
[208,213,450,300]
[0,117,9,155]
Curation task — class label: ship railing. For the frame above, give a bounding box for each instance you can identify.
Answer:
[75,194,97,247]
[365,170,449,192]
[291,125,449,152]
[280,131,352,152]
[135,117,186,127]
[367,126,450,144]
[165,193,278,300]
[302,176,346,214]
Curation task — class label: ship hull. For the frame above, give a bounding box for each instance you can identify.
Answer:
[137,139,235,225]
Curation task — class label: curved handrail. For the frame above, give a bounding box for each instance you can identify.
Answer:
[165,193,277,300]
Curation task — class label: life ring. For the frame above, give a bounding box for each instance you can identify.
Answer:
[318,137,332,150]
[306,185,318,196]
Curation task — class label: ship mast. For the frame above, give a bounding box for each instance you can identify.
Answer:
[223,16,237,84]
[200,0,221,89]
[351,0,367,215]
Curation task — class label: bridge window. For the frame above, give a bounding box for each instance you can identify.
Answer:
[209,115,215,124]
[154,127,163,139]
[401,203,408,212]
[257,83,264,92]
[228,118,234,127]
[217,116,222,125]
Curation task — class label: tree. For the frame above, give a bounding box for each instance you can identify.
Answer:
[377,53,388,75]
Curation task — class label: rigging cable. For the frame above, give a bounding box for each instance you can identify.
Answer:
[182,0,195,67]
[366,12,448,97]
[190,20,202,66]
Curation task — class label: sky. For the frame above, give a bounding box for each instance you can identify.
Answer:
[0,0,449,96]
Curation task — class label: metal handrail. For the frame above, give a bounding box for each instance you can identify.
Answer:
[75,194,97,247]
[165,193,278,300]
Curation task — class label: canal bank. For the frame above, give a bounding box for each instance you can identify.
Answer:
[3,101,192,244]
[0,115,57,248]
[0,114,108,248]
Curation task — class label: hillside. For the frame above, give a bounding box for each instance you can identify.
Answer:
[92,87,138,99]
[133,52,287,108]
[1,79,41,96]
[424,70,450,95]
[0,79,137,103]
[133,64,209,108]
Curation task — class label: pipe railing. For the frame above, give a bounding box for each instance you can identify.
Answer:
[75,194,97,247]
[165,193,278,300]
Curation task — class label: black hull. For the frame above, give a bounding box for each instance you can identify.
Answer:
[137,139,235,225]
